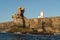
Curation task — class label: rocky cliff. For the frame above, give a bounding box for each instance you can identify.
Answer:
[0,7,60,34]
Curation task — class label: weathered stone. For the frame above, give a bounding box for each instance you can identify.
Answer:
[29,18,38,28]
[0,7,60,34]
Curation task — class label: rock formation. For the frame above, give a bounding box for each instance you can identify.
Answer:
[0,7,60,34]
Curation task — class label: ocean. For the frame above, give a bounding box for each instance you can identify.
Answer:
[0,33,60,40]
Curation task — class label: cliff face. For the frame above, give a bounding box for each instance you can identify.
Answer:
[0,7,60,33]
[0,21,13,32]
[51,17,60,33]
[29,17,60,33]
[0,17,60,33]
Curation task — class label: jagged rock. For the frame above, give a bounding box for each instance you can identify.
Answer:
[0,7,60,34]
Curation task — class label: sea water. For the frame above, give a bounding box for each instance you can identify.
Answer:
[0,33,60,40]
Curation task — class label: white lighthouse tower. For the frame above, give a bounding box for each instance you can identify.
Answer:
[38,11,44,18]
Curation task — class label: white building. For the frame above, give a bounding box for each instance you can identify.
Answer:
[38,11,44,18]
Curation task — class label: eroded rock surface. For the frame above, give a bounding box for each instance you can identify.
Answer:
[0,7,60,34]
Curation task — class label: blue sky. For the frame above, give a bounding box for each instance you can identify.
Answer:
[0,0,60,22]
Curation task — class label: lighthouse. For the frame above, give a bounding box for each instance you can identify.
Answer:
[38,11,44,18]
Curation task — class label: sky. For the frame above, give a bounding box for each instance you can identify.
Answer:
[0,0,60,22]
